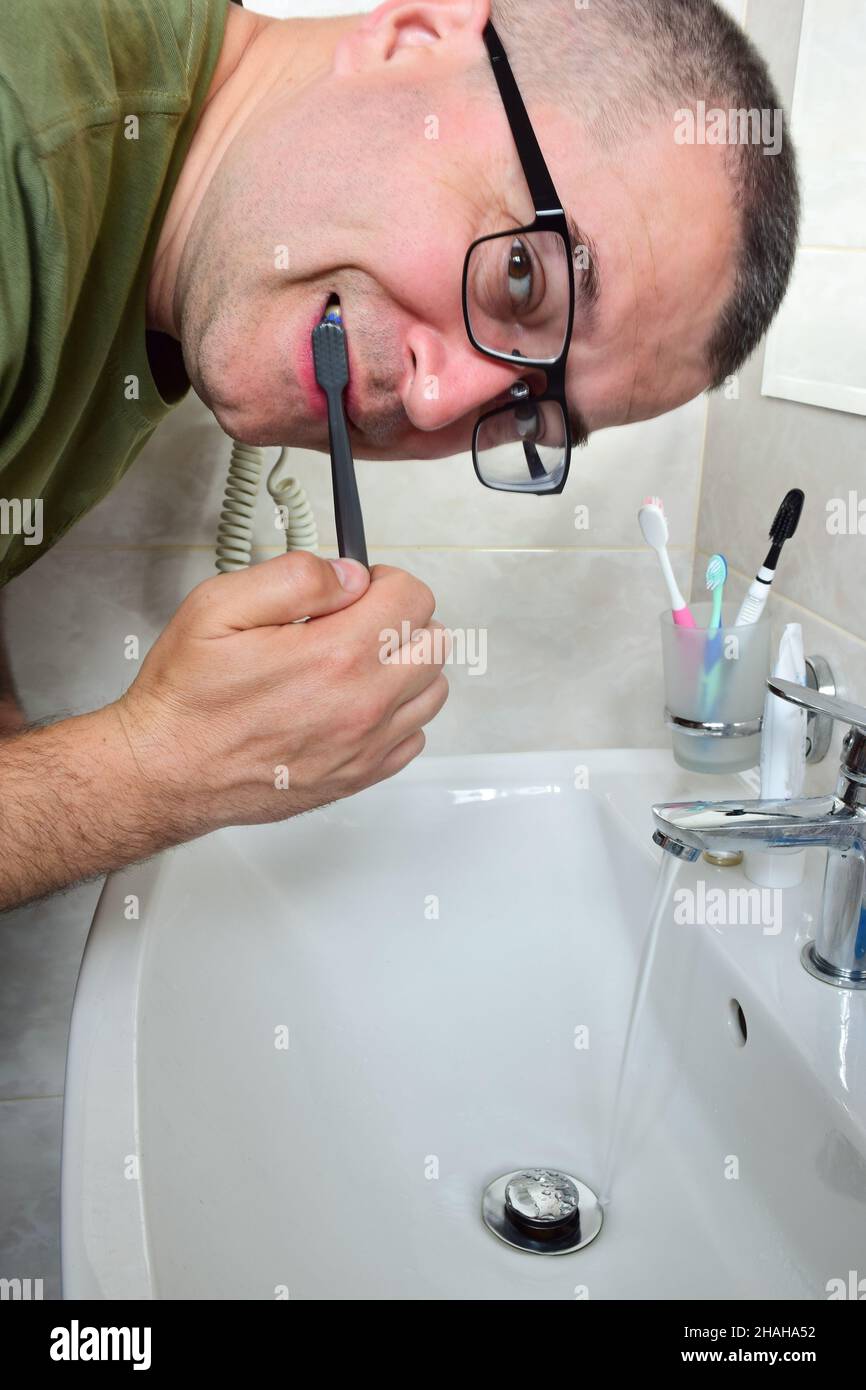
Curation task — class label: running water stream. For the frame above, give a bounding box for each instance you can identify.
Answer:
[599,853,681,1203]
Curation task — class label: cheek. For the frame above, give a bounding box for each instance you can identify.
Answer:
[188,288,283,416]
[372,224,473,330]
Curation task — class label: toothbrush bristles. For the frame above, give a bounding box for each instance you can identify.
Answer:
[705,553,728,589]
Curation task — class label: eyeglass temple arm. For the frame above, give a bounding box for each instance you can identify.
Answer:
[483,21,562,213]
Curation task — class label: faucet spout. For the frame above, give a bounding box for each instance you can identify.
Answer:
[651,794,866,987]
[651,795,857,857]
[651,677,866,987]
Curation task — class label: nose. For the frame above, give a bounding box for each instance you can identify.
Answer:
[401,324,546,433]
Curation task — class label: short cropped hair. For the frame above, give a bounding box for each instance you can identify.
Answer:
[490,0,801,386]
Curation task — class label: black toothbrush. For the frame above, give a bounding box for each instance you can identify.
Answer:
[311,302,369,568]
[734,488,805,626]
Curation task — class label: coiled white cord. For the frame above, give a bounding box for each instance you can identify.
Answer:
[267,453,319,554]
[215,441,318,573]
[215,442,263,572]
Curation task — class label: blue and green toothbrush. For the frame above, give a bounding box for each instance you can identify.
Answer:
[702,553,728,715]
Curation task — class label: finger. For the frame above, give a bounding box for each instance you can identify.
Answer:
[391,617,451,660]
[373,730,427,783]
[183,552,370,636]
[380,623,451,712]
[318,565,437,655]
[386,673,450,743]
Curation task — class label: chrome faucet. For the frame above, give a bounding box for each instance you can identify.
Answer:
[652,678,866,989]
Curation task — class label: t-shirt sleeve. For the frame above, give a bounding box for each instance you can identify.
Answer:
[0,81,47,452]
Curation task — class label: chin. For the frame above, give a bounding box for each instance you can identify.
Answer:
[199,388,273,446]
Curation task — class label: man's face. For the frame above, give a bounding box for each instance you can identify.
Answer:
[177,3,739,460]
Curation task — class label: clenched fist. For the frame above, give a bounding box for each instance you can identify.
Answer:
[113,552,449,839]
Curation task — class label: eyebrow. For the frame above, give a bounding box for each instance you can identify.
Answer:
[567,216,601,320]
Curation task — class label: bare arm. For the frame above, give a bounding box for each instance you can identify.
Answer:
[0,706,179,911]
[0,596,155,908]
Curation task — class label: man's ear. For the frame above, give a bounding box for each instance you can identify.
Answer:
[333,0,490,76]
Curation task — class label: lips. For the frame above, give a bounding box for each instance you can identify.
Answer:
[300,296,339,422]
[302,294,379,440]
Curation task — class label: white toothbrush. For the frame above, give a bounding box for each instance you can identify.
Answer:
[735,489,805,627]
[638,498,696,627]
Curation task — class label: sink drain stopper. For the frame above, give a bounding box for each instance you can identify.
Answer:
[482,1168,603,1255]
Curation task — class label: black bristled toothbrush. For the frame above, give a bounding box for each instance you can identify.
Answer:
[734,488,805,627]
[311,300,369,568]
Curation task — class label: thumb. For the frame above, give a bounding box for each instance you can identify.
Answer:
[191,553,370,635]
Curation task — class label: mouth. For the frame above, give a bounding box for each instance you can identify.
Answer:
[298,293,336,424]
[302,291,398,446]
[322,296,366,434]
[321,292,342,326]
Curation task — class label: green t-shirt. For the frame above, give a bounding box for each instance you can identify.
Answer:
[0,0,229,587]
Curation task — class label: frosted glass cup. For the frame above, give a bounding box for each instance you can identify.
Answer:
[660,603,772,774]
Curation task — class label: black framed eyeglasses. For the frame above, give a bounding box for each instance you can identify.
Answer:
[462,22,576,495]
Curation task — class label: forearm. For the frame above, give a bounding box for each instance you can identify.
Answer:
[0,705,190,911]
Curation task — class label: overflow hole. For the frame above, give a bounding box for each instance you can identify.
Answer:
[727,999,748,1048]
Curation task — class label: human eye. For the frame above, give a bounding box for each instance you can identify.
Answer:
[505,236,546,315]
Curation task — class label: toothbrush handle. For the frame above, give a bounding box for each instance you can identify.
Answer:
[327,394,368,568]
[735,571,773,627]
[658,549,696,626]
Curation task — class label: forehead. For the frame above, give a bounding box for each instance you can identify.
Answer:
[530,108,740,430]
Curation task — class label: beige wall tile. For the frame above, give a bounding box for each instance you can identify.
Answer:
[70,390,707,553]
[697,349,866,642]
[364,545,693,754]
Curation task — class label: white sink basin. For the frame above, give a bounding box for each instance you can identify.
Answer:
[61,750,866,1299]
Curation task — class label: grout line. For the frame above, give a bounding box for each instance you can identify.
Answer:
[50,542,697,557]
[260,545,698,557]
[695,549,866,649]
[0,1094,63,1103]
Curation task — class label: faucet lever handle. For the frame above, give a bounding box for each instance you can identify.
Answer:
[768,677,866,736]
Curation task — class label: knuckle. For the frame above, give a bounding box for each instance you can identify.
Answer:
[326,632,368,679]
[281,549,324,593]
[410,577,436,617]
[355,689,388,734]
[389,571,436,622]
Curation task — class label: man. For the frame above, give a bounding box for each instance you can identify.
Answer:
[0,0,798,908]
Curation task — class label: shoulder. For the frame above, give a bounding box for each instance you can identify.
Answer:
[0,0,228,146]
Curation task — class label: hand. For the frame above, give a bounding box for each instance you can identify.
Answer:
[113,553,449,837]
